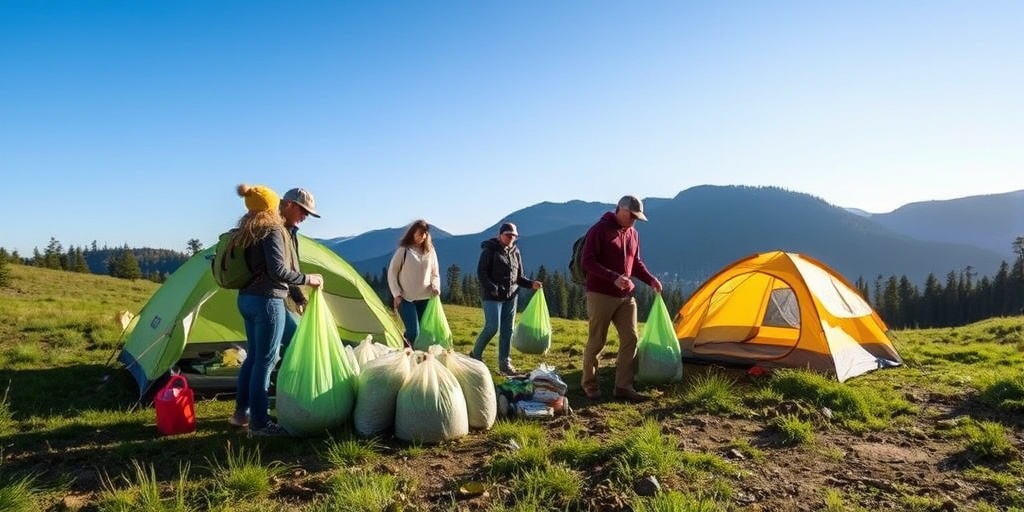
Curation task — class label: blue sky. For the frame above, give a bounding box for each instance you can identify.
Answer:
[2,1,1021,255]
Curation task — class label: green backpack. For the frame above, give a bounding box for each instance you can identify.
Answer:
[211,230,252,289]
[211,227,291,289]
[568,235,587,286]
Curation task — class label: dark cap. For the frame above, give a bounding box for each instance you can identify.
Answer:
[282,188,320,218]
[499,222,518,236]
[616,195,647,221]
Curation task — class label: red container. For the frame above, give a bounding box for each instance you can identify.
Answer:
[155,374,196,435]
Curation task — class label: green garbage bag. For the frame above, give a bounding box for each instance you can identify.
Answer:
[635,294,683,384]
[276,288,359,435]
[414,295,453,350]
[513,289,552,355]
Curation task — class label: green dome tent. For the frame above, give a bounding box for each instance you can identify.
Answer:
[118,235,403,397]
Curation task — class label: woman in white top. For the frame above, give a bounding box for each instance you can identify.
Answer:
[387,219,441,346]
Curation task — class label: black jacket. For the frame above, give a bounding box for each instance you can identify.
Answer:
[477,238,532,301]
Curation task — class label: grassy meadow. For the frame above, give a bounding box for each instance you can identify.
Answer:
[2,264,1024,511]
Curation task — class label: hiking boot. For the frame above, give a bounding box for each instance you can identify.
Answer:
[583,387,601,400]
[499,364,518,376]
[613,387,648,403]
[249,422,289,437]
[228,412,249,427]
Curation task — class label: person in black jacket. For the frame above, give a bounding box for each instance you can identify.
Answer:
[470,222,541,375]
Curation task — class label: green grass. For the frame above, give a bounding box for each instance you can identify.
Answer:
[319,470,405,512]
[2,264,1024,511]
[771,415,815,445]
[97,460,190,512]
[0,473,40,512]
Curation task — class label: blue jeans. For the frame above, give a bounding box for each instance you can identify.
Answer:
[472,296,518,369]
[398,298,429,347]
[236,294,286,430]
[278,310,301,358]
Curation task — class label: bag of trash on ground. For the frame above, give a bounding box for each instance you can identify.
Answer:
[353,335,392,368]
[394,351,468,443]
[276,288,359,436]
[635,294,683,384]
[353,349,414,437]
[513,289,552,354]
[414,296,453,350]
[438,348,496,430]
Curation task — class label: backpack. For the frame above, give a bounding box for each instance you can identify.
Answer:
[211,230,253,289]
[568,235,587,286]
[211,227,294,289]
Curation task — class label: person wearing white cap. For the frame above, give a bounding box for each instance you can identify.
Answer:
[578,195,662,403]
[470,222,542,375]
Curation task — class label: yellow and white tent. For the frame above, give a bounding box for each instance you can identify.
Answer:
[673,251,901,381]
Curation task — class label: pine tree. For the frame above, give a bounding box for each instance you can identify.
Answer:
[72,247,90,273]
[445,264,464,304]
[0,253,9,288]
[43,237,63,270]
[32,247,43,267]
[109,246,142,280]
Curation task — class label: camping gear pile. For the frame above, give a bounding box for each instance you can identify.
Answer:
[495,364,570,420]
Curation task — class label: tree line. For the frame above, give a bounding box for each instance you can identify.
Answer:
[0,237,197,282]
[363,237,1024,329]
[3,235,1021,330]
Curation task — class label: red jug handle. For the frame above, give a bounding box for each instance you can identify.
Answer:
[164,374,190,391]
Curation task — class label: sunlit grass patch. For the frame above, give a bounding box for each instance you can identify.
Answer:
[486,442,551,479]
[3,343,44,366]
[680,372,742,414]
[767,369,915,431]
[630,490,721,512]
[771,415,814,445]
[323,435,381,468]
[725,438,764,462]
[97,459,190,512]
[957,420,1016,461]
[320,469,404,512]
[611,419,684,483]
[488,419,546,446]
[206,444,286,502]
[512,464,583,510]
[549,422,609,468]
[0,473,40,512]
[975,370,1024,412]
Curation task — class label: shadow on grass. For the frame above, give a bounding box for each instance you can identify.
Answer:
[0,364,140,418]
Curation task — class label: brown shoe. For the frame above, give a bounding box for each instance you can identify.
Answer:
[613,387,648,403]
[583,387,601,399]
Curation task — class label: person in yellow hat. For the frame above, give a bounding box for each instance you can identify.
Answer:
[230,184,323,436]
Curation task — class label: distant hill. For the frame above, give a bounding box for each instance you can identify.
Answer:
[348,185,1011,287]
[323,226,453,263]
[869,190,1024,258]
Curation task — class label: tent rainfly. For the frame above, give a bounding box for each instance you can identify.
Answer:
[118,235,404,396]
[673,251,901,381]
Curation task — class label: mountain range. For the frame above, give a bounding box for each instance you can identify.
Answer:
[322,186,1023,288]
